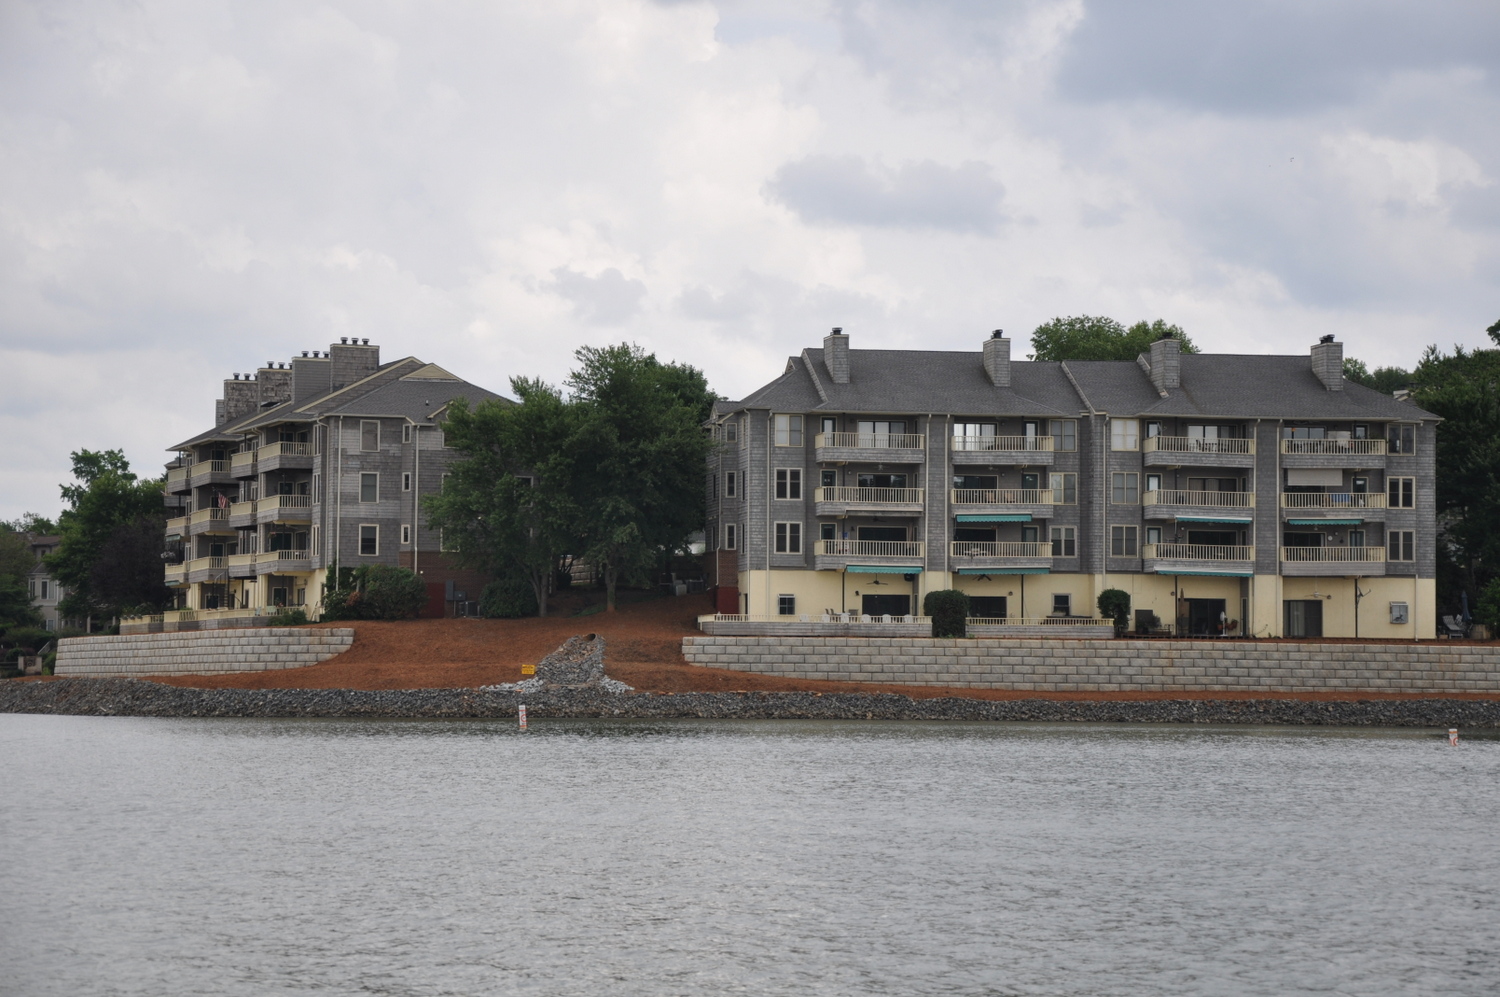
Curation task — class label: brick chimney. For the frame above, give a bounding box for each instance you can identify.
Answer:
[982,329,1010,386]
[823,327,850,384]
[220,375,259,425]
[292,352,332,403]
[1311,334,1343,391]
[1149,333,1181,391]
[329,337,380,390]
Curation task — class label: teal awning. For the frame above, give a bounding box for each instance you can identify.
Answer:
[1169,569,1254,577]
[957,567,1049,575]
[1288,518,1361,525]
[956,513,1032,523]
[846,565,923,574]
[1175,515,1252,524]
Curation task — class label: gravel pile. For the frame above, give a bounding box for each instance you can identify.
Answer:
[482,633,633,694]
[4,678,1499,727]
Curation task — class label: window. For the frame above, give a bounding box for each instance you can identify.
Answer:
[724,421,738,443]
[1050,527,1076,557]
[1050,472,1077,503]
[1145,526,1162,546]
[401,524,411,545]
[1051,420,1077,452]
[1111,472,1140,504]
[40,580,49,599]
[724,523,737,550]
[1387,423,1416,455]
[1144,473,1162,495]
[774,522,802,554]
[313,475,322,503]
[1389,602,1409,625]
[778,595,796,616]
[820,523,836,541]
[360,473,378,503]
[360,420,379,452]
[359,525,378,556]
[1111,418,1139,451]
[773,414,804,447]
[725,471,737,498]
[775,468,802,500]
[820,417,837,435]
[1145,421,1161,439]
[1388,477,1415,508]
[820,470,837,488]
[402,472,412,492]
[1111,525,1138,557]
[402,424,411,443]
[1350,529,1366,548]
[1052,594,1071,616]
[311,526,318,556]
[1353,424,1368,440]
[1389,530,1415,561]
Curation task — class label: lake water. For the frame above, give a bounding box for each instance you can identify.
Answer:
[2,716,1497,996]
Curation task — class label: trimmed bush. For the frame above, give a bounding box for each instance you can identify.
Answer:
[480,576,538,619]
[1475,578,1500,636]
[268,608,309,626]
[923,589,970,639]
[322,565,426,621]
[1097,588,1131,628]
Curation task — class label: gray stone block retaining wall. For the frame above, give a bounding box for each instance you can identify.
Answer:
[56,629,356,678]
[681,636,1500,693]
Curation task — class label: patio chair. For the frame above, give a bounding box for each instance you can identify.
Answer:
[1440,615,1469,639]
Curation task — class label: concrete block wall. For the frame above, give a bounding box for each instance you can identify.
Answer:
[681,636,1500,693]
[57,628,355,678]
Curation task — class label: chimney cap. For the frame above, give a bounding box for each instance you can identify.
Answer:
[992,329,1004,339]
[341,337,349,344]
[232,373,240,380]
[1156,330,1175,341]
[362,338,370,345]
[830,327,843,335]
[1319,334,1336,344]
[301,351,309,357]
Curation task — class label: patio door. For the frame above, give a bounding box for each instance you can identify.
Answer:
[861,594,911,617]
[1187,598,1226,636]
[969,596,1006,619]
[1285,600,1323,637]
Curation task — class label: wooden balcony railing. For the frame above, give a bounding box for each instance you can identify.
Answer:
[1143,489,1255,508]
[258,441,313,460]
[188,508,229,527]
[816,539,925,558]
[229,500,255,518]
[814,432,926,450]
[950,435,1054,453]
[263,494,313,510]
[950,488,1067,505]
[185,556,227,572]
[1280,492,1387,509]
[166,467,188,488]
[1142,543,1254,561]
[165,516,188,534]
[1143,436,1254,455]
[231,451,256,472]
[1280,439,1387,456]
[256,550,313,566]
[1280,546,1386,563]
[190,460,230,477]
[814,487,924,505]
[949,541,1053,558]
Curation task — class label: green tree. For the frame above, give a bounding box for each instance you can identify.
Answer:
[1343,357,1412,394]
[565,344,719,612]
[0,528,43,631]
[423,379,576,617]
[1029,316,1198,361]
[48,449,170,622]
[3,513,58,534]
[923,590,970,638]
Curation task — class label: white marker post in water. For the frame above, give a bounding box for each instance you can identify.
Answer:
[519,705,528,730]
[1449,728,1458,746]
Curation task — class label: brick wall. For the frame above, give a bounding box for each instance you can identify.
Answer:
[57,629,355,678]
[681,636,1500,694]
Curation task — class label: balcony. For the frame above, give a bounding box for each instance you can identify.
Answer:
[813,431,926,464]
[1280,492,1386,523]
[164,563,187,587]
[188,460,233,488]
[257,440,314,473]
[1280,546,1386,576]
[814,538,924,572]
[813,486,924,517]
[187,507,233,536]
[166,466,190,493]
[1142,436,1255,469]
[256,494,314,524]
[185,556,228,584]
[949,435,1055,466]
[1280,438,1386,469]
[231,450,256,477]
[1142,542,1255,576]
[227,552,257,578]
[165,515,188,538]
[229,500,256,529]
[1142,489,1255,524]
[255,550,313,574]
[949,540,1053,573]
[951,487,1065,520]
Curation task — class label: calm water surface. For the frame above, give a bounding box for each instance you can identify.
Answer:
[1,715,1496,996]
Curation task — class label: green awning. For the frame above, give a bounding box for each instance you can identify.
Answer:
[956,568,1049,575]
[846,565,923,574]
[1175,515,1253,524]
[956,513,1032,523]
[1288,518,1361,525]
[1168,569,1254,577]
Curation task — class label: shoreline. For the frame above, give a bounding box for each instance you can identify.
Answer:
[4,678,1499,727]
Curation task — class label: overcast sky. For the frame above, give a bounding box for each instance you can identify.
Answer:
[3,0,1498,520]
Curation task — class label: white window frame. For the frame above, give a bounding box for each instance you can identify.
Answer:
[725,471,737,498]
[1050,526,1076,557]
[1049,472,1077,504]
[402,472,412,492]
[1111,472,1140,504]
[401,524,411,545]
[1388,476,1415,509]
[1110,418,1140,451]
[724,523,737,550]
[774,521,802,554]
[775,468,802,500]
[402,424,412,443]
[360,472,379,503]
[360,419,380,452]
[1052,420,1077,452]
[724,421,738,443]
[1051,593,1071,617]
[773,414,804,447]
[1388,423,1416,455]
[359,524,379,556]
[1111,525,1139,557]
[1389,530,1415,561]
[778,594,796,616]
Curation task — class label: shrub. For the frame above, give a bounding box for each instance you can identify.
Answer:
[480,576,538,619]
[1097,588,1131,628]
[1475,578,1500,636]
[268,608,309,626]
[321,565,426,621]
[923,589,970,639]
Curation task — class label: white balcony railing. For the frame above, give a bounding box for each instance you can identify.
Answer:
[188,508,229,527]
[1143,543,1254,561]
[262,494,313,511]
[231,451,256,472]
[1280,492,1387,510]
[1280,438,1387,456]
[227,552,256,569]
[185,556,227,573]
[815,432,926,451]
[950,435,1054,453]
[166,466,188,488]
[702,613,930,625]
[229,500,255,518]
[1143,436,1254,455]
[814,486,924,505]
[951,488,1067,505]
[1280,546,1386,563]
[817,539,925,558]
[968,617,1116,628]
[1143,489,1255,508]
[165,516,188,533]
[256,550,313,566]
[189,460,231,477]
[949,541,1053,558]
[258,441,313,460]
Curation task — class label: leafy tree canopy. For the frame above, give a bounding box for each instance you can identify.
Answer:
[0,528,43,631]
[1028,316,1198,362]
[3,513,58,535]
[1342,358,1413,395]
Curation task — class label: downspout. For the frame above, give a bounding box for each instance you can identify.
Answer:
[413,421,420,579]
[765,411,772,618]
[337,416,344,582]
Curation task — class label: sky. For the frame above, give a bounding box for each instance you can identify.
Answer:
[2,0,1498,520]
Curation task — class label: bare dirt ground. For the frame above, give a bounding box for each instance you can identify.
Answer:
[139,592,1500,702]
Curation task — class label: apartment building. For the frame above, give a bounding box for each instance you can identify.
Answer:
[705,329,1438,639]
[161,339,505,621]
[24,534,68,630]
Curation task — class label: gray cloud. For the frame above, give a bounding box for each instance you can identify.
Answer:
[766,155,1005,232]
[546,267,647,325]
